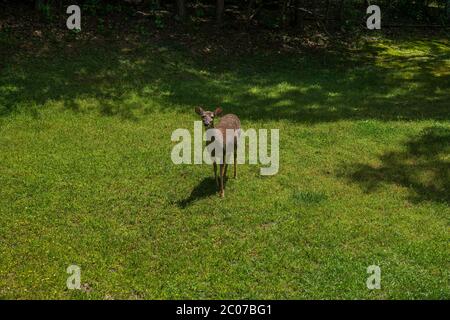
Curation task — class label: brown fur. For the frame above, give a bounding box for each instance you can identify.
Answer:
[215,114,241,143]
[195,107,241,197]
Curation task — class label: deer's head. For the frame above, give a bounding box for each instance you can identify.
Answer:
[195,106,223,128]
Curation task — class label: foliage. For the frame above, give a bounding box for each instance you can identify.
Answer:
[23,0,450,28]
[36,0,52,21]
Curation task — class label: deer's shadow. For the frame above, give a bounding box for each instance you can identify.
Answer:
[177,176,229,208]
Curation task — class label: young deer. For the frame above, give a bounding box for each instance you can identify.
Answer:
[195,106,241,197]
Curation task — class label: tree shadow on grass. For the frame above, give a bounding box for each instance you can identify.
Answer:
[340,127,450,204]
[0,37,449,123]
[177,177,219,208]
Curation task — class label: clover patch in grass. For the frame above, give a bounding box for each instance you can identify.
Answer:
[292,190,328,205]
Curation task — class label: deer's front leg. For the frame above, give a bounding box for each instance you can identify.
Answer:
[219,164,225,197]
[233,148,237,179]
[213,162,218,187]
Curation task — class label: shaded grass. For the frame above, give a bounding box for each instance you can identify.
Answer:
[292,191,328,205]
[0,34,449,299]
[341,126,450,204]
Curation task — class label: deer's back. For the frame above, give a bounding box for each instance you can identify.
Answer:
[215,114,240,148]
[216,114,240,131]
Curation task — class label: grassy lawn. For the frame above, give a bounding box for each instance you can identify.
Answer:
[0,33,449,299]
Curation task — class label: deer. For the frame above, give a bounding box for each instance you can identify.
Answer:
[195,106,241,198]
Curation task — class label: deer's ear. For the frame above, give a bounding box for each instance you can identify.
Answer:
[214,107,223,116]
[195,106,204,115]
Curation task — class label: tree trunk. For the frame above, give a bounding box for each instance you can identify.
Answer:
[292,0,305,31]
[176,0,186,22]
[339,0,345,22]
[216,0,225,25]
[280,0,290,28]
[446,0,450,19]
[247,0,256,21]
[325,0,331,21]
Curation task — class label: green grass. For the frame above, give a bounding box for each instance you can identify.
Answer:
[0,35,449,299]
[292,191,328,205]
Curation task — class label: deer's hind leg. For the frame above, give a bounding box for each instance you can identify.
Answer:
[233,137,237,179]
[219,164,225,198]
[213,162,218,187]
